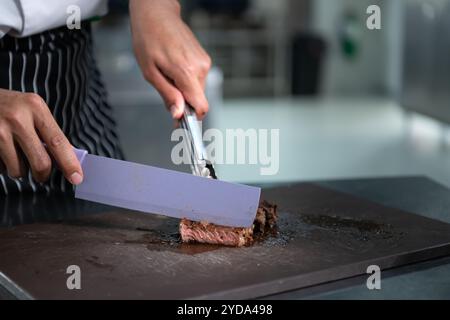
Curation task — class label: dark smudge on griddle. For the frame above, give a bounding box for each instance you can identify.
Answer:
[85,256,114,272]
[298,214,405,242]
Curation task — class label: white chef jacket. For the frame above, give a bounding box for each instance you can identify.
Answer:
[0,0,108,38]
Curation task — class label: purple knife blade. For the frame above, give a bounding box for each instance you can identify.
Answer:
[73,148,260,228]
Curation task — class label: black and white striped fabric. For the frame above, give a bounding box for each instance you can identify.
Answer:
[0,22,124,194]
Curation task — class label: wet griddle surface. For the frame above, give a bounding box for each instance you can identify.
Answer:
[1,183,450,299]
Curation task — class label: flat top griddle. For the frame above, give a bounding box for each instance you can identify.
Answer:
[1,179,450,299]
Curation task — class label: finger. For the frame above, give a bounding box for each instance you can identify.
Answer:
[0,129,26,179]
[145,64,185,119]
[33,106,83,185]
[182,79,208,120]
[14,126,52,183]
[158,62,209,120]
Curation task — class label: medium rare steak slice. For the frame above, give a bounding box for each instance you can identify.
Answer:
[179,200,278,247]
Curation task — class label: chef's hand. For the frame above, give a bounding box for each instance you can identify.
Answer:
[129,0,211,120]
[0,89,83,184]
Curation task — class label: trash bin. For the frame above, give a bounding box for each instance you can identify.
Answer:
[291,33,327,96]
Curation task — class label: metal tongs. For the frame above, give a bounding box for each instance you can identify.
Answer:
[180,104,217,179]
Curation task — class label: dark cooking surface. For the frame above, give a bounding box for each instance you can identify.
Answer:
[1,181,450,299]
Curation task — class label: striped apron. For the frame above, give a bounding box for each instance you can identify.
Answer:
[0,22,124,194]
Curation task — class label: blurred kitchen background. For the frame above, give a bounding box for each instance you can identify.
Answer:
[92,0,450,187]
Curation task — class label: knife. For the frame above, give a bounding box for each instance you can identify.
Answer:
[73,107,260,228]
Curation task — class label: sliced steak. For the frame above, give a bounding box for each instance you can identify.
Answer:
[179,200,278,247]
